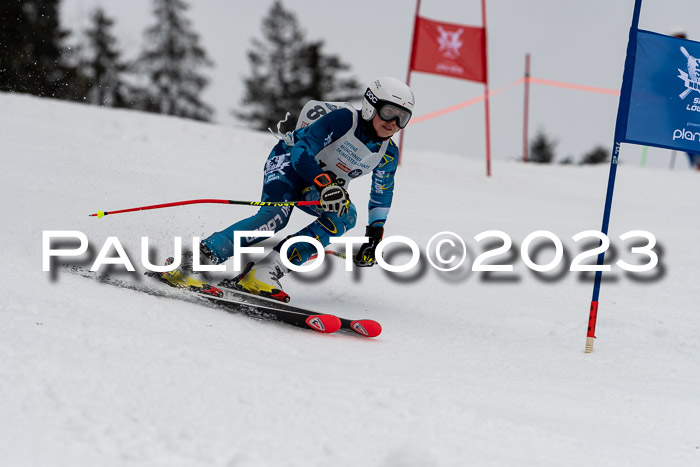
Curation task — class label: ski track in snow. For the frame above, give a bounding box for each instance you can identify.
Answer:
[2,93,700,466]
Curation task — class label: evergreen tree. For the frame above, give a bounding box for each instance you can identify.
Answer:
[137,0,214,121]
[580,145,610,165]
[0,0,83,99]
[528,130,557,164]
[236,1,361,132]
[558,156,575,165]
[80,8,132,108]
[0,1,29,92]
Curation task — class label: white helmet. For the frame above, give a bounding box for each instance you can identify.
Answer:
[361,76,415,129]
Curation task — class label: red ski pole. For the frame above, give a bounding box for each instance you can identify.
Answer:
[89,198,321,219]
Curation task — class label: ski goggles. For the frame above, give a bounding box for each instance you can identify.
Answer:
[366,88,412,128]
[377,102,412,129]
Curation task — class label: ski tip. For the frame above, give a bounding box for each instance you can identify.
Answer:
[349,319,382,338]
[305,314,342,334]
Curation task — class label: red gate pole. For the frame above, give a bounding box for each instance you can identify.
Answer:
[523,53,531,163]
[398,0,422,165]
[482,0,492,177]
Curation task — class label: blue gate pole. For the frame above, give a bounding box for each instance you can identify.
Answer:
[586,0,643,353]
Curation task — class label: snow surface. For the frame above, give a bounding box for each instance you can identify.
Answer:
[1,92,700,467]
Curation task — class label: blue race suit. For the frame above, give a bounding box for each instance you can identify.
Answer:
[202,108,400,266]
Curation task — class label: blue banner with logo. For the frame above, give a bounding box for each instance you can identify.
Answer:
[622,30,700,153]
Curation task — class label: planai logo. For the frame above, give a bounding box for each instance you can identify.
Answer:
[678,46,700,99]
[672,128,700,141]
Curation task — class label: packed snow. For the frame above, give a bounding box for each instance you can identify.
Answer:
[1,92,699,466]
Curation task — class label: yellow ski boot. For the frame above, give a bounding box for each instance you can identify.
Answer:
[235,252,291,303]
[160,257,223,297]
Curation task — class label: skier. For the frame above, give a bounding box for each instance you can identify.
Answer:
[168,76,415,302]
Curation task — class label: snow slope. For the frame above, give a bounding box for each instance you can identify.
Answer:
[1,92,700,467]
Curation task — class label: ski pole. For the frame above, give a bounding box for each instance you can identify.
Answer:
[89,198,321,219]
[309,250,348,261]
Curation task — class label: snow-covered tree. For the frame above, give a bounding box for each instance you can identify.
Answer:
[529,130,557,164]
[80,8,132,108]
[580,145,610,165]
[0,0,84,99]
[236,1,360,132]
[137,0,214,121]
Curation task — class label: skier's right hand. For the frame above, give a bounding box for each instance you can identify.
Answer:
[354,225,384,267]
[314,172,350,217]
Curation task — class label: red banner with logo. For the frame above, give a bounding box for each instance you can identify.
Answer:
[409,16,486,83]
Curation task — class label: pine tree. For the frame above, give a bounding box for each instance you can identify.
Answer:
[580,145,610,165]
[236,1,360,132]
[0,0,83,99]
[80,8,132,108]
[137,0,214,121]
[0,1,28,92]
[528,130,557,164]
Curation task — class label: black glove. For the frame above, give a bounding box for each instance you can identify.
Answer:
[354,225,384,267]
[314,172,349,217]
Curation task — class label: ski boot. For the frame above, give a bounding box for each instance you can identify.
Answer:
[159,256,223,298]
[222,252,291,303]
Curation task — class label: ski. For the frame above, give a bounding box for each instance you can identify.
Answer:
[213,281,382,338]
[61,266,380,337]
[188,290,343,334]
[217,261,381,337]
